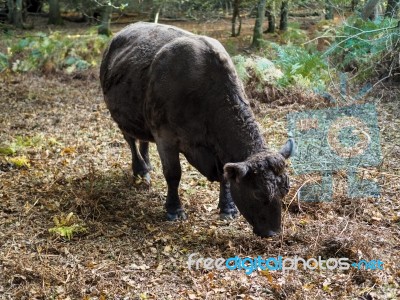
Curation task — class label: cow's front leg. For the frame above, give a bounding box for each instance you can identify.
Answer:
[218,180,238,220]
[156,142,187,221]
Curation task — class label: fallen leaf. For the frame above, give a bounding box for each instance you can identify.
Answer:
[61,147,76,156]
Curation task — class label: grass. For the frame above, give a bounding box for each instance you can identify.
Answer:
[0,67,399,300]
[0,17,399,300]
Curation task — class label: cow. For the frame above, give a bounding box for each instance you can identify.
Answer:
[100,22,294,237]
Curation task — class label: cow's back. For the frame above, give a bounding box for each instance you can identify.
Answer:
[100,22,193,141]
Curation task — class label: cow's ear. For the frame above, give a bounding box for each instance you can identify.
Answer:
[224,162,249,183]
[279,138,295,159]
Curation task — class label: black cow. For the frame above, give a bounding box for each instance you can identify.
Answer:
[100,22,294,237]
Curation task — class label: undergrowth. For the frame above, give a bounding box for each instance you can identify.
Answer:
[0,29,109,73]
[1,16,398,92]
[326,16,400,82]
[233,43,330,92]
[233,16,399,96]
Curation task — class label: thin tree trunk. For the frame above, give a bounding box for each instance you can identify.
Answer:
[98,5,112,36]
[252,0,267,48]
[231,0,241,37]
[7,0,15,24]
[361,0,380,20]
[7,0,24,28]
[265,4,275,33]
[151,0,163,23]
[48,0,63,25]
[385,0,399,18]
[325,0,334,20]
[351,0,359,11]
[279,1,288,31]
[154,7,160,23]
[15,0,23,27]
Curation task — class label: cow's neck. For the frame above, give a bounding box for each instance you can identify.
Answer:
[211,93,268,164]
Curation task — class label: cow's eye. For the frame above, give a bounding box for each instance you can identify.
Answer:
[252,190,265,201]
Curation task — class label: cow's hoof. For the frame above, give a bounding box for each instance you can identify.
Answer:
[219,212,236,220]
[166,209,187,221]
[133,173,151,185]
[219,208,238,220]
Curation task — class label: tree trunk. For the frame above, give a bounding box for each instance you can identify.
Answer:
[325,0,334,20]
[225,0,230,16]
[385,0,399,18]
[231,0,242,37]
[351,0,359,11]
[265,5,275,33]
[98,5,112,36]
[7,0,15,24]
[7,0,24,28]
[251,0,267,48]
[279,1,288,31]
[48,0,63,25]
[361,0,381,20]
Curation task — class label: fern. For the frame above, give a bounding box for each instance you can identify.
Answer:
[49,224,86,240]
[326,17,399,82]
[49,212,87,240]
[8,156,30,168]
[269,43,330,89]
[8,31,110,73]
[233,54,283,91]
[232,55,250,83]
[0,52,8,72]
[279,25,309,45]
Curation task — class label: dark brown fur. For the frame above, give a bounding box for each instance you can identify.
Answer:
[100,22,294,237]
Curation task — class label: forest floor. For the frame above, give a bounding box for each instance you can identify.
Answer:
[0,16,400,300]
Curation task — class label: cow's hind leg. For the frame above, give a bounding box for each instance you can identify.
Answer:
[156,142,186,221]
[139,141,153,171]
[218,180,238,220]
[123,133,151,183]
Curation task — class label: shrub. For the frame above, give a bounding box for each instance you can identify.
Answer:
[326,16,400,82]
[232,54,283,89]
[0,52,8,72]
[6,30,109,73]
[233,42,331,92]
[279,23,309,45]
[269,43,331,90]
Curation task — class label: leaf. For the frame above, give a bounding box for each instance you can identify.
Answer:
[303,282,315,291]
[64,56,78,66]
[0,146,15,156]
[61,147,76,156]
[129,263,150,270]
[163,245,172,255]
[99,294,107,300]
[8,156,30,168]
[322,278,331,292]
[0,52,8,71]
[156,263,163,272]
[260,269,273,283]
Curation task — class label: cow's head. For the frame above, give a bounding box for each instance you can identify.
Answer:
[224,139,295,237]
